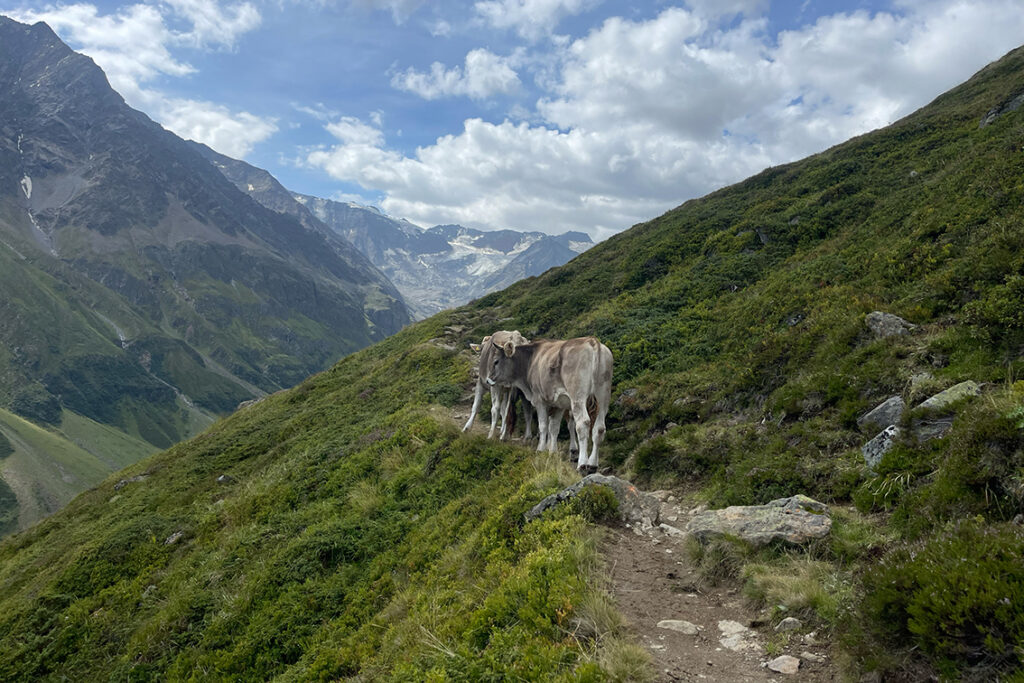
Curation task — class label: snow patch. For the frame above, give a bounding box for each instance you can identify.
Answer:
[569,240,592,253]
[20,175,32,200]
[247,183,255,192]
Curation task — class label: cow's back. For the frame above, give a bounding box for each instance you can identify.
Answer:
[528,337,607,405]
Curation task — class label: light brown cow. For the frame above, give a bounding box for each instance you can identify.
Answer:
[463,330,533,440]
[487,335,612,472]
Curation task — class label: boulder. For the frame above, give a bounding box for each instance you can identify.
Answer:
[865,311,916,338]
[857,396,905,433]
[862,425,900,469]
[525,474,660,525]
[686,495,831,547]
[915,380,981,412]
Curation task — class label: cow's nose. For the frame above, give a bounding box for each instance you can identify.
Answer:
[485,377,495,386]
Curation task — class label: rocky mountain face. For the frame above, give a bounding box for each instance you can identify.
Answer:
[0,16,410,534]
[293,194,593,319]
[197,146,592,320]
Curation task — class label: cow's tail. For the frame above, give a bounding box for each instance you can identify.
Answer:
[463,378,484,432]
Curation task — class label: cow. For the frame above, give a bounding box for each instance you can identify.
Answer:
[487,335,612,473]
[462,330,534,440]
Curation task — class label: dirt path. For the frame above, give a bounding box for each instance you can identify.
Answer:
[602,496,838,682]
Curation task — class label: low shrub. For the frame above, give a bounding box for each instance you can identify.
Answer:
[570,485,620,523]
[859,519,1024,679]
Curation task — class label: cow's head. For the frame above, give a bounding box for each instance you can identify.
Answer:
[485,330,527,385]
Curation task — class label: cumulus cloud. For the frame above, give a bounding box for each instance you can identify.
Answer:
[474,0,598,42]
[6,1,274,158]
[163,0,261,49]
[158,97,278,158]
[310,0,1024,239]
[391,48,521,100]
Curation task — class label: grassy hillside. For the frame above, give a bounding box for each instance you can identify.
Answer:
[1,45,1023,681]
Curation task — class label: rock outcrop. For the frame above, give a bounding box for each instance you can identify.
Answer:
[525,474,660,526]
[865,311,916,338]
[862,425,901,469]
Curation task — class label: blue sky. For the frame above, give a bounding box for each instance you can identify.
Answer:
[5,0,1024,239]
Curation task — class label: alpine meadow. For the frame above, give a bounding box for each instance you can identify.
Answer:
[2,29,1024,683]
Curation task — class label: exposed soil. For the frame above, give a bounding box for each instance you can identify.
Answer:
[601,498,839,682]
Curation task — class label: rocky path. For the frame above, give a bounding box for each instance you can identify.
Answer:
[603,494,837,682]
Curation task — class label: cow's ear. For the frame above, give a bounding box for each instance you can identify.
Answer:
[503,340,515,357]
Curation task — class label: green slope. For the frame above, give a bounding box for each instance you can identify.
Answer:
[1,44,1024,681]
[0,408,154,535]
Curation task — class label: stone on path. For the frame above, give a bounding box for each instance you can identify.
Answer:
[687,495,831,547]
[657,619,699,635]
[718,620,761,653]
[767,654,801,674]
[658,523,686,538]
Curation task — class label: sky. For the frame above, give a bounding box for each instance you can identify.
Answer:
[3,1,1024,240]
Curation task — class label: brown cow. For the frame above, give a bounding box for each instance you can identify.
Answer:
[487,335,612,472]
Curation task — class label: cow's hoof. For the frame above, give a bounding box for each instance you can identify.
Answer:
[576,465,596,475]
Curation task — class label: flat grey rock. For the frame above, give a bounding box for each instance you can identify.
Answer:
[767,654,801,674]
[657,619,699,635]
[857,396,905,433]
[916,380,981,412]
[687,495,831,547]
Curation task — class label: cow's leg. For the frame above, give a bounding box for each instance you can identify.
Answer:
[488,386,504,439]
[571,400,592,471]
[463,379,484,432]
[499,389,513,440]
[568,410,579,462]
[547,409,564,454]
[522,399,534,441]
[586,395,610,471]
[535,403,550,451]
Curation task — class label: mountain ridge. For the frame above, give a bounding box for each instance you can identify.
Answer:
[293,193,593,318]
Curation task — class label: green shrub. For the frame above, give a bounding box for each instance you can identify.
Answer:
[860,519,1024,678]
[570,485,620,523]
